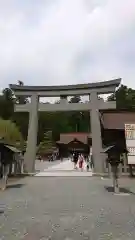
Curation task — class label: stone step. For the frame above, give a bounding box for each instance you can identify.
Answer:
[35,171,93,177]
[43,169,92,172]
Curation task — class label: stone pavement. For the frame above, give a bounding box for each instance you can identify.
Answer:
[35,159,61,172]
[35,159,93,177]
[1,176,135,239]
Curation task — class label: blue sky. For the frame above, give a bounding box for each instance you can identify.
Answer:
[0,0,135,90]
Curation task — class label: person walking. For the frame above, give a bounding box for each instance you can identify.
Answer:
[78,154,84,171]
[89,147,94,170]
[73,152,78,169]
[86,155,90,171]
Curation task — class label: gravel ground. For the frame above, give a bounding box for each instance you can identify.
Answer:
[0,176,135,239]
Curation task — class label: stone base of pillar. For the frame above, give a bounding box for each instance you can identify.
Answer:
[92,153,106,175]
[23,155,36,174]
[92,173,106,177]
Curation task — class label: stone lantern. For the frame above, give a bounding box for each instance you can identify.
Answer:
[103,145,128,193]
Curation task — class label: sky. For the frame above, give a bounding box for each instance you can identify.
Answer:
[0,0,135,91]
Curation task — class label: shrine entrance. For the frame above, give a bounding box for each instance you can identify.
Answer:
[57,137,90,158]
[67,138,89,155]
[10,78,121,174]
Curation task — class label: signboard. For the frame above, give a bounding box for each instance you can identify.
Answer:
[125,124,135,164]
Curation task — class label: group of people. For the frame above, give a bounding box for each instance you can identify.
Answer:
[72,151,93,171]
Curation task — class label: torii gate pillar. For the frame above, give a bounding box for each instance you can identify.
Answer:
[24,93,39,173]
[90,92,104,174]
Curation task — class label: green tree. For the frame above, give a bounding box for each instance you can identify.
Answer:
[3,87,14,101]
[69,95,81,103]
[68,95,81,132]
[0,88,14,119]
[38,112,55,143]
[0,118,23,147]
[12,80,29,140]
[37,130,55,155]
[12,112,29,141]
[68,95,90,132]
[108,85,135,109]
[52,112,73,140]
[0,87,91,146]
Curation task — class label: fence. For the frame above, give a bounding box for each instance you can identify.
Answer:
[103,153,135,176]
[9,154,24,176]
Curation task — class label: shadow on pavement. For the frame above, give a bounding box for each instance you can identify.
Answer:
[0,210,4,215]
[104,186,135,195]
[7,183,25,189]
[9,174,28,179]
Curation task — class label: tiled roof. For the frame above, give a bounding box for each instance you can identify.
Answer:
[57,133,91,144]
[102,112,135,129]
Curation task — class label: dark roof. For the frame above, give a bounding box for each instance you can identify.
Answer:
[101,109,135,113]
[5,145,21,153]
[102,145,128,153]
[102,145,114,153]
[67,138,87,145]
[57,133,91,144]
[102,112,135,130]
[9,78,121,92]
[0,141,21,153]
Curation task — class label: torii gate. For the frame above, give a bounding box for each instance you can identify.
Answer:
[10,78,121,174]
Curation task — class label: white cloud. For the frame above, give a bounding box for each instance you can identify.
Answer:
[0,0,135,90]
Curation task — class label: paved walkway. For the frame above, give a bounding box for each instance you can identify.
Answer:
[35,159,93,177]
[0,176,135,239]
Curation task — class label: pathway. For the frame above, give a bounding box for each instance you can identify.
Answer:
[0,176,135,239]
[35,158,93,177]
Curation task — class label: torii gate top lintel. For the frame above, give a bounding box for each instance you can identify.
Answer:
[10,78,121,97]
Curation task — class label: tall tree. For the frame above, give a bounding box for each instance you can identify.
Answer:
[11,80,29,140]
[3,87,13,101]
[37,130,55,155]
[12,112,29,141]
[68,95,90,132]
[0,88,14,119]
[0,118,23,147]
[108,85,135,109]
[69,95,81,103]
